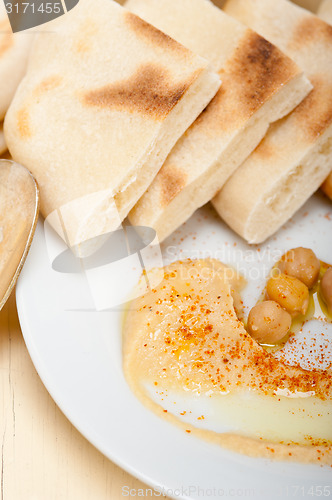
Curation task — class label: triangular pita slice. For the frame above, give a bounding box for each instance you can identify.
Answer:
[0,124,6,155]
[127,0,311,242]
[0,2,33,120]
[291,0,322,12]
[213,0,332,243]
[4,0,220,249]
[319,0,332,24]
[318,0,332,200]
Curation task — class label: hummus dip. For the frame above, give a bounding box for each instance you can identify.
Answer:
[123,259,332,464]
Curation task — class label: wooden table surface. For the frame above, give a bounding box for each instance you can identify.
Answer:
[0,293,166,500]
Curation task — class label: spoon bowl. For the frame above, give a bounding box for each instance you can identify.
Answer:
[0,159,39,311]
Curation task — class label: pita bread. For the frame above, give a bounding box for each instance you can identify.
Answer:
[210,1,321,13]
[212,0,332,244]
[4,0,220,249]
[291,0,322,12]
[0,124,6,155]
[318,0,332,24]
[0,3,33,120]
[211,0,227,7]
[126,0,311,242]
[318,0,332,201]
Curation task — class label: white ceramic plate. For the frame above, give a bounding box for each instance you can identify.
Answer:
[16,193,332,500]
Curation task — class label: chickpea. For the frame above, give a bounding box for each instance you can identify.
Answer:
[247,301,292,344]
[266,273,309,317]
[278,247,320,288]
[321,267,332,314]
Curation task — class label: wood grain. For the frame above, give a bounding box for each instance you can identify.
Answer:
[0,293,167,500]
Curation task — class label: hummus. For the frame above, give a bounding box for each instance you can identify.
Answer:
[123,259,332,464]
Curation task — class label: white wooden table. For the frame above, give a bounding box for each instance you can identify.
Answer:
[0,293,168,500]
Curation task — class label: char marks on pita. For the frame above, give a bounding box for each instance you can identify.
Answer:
[127,0,311,242]
[125,11,188,53]
[290,15,332,49]
[160,166,188,207]
[293,76,332,140]
[213,0,332,243]
[82,63,193,119]
[4,0,220,251]
[223,31,299,115]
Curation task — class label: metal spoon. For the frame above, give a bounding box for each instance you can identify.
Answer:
[0,159,39,311]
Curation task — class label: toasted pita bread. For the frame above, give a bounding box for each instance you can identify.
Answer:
[0,124,6,155]
[212,0,332,244]
[318,0,332,23]
[321,172,332,199]
[126,0,311,242]
[211,1,321,14]
[291,0,322,12]
[4,0,220,249]
[211,0,227,7]
[0,3,33,120]
[318,0,332,201]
